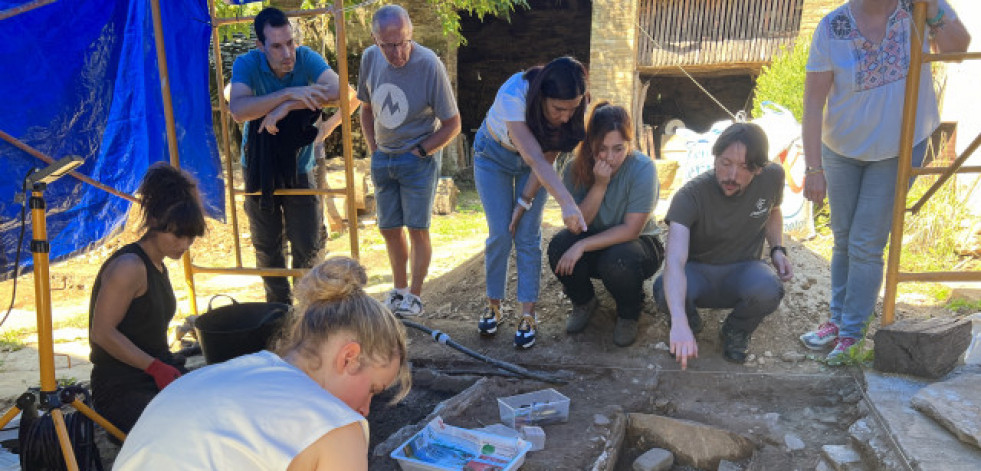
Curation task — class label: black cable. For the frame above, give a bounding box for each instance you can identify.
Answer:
[19,387,103,471]
[0,174,31,329]
[399,319,569,385]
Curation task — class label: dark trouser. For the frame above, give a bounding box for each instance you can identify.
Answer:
[652,260,784,333]
[90,357,186,438]
[547,230,663,320]
[243,172,325,304]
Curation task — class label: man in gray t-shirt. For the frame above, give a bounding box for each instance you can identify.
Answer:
[653,123,794,368]
[358,4,461,317]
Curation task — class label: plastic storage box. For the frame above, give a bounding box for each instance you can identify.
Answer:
[391,417,532,471]
[497,388,570,428]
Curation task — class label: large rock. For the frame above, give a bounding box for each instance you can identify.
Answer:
[911,371,981,449]
[627,413,755,469]
[873,317,971,378]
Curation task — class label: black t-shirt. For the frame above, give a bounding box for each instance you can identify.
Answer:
[666,163,784,264]
[89,243,176,374]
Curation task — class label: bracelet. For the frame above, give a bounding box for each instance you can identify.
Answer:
[770,245,787,259]
[415,142,428,157]
[516,196,533,211]
[805,166,824,176]
[926,7,945,27]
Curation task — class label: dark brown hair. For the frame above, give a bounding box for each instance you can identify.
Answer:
[137,163,206,239]
[712,122,769,171]
[571,102,634,188]
[255,7,289,44]
[523,56,588,153]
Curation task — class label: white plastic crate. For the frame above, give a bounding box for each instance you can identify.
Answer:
[391,417,532,471]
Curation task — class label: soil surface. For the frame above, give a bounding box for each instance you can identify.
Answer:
[0,163,973,470]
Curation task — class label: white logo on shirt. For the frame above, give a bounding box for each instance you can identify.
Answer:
[750,198,769,218]
[375,83,408,129]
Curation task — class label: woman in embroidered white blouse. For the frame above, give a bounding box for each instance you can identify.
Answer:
[799,0,969,364]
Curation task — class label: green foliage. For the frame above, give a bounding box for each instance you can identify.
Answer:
[0,329,28,352]
[897,175,971,272]
[752,35,810,121]
[214,2,264,42]
[423,0,529,45]
[947,298,981,314]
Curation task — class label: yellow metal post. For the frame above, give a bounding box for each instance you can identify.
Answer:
[334,0,360,259]
[882,2,927,326]
[208,0,244,268]
[150,0,198,314]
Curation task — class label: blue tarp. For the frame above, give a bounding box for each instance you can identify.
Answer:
[0,0,225,278]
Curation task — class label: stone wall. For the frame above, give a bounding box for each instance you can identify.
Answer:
[589,0,639,107]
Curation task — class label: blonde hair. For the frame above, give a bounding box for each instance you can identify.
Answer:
[274,257,411,401]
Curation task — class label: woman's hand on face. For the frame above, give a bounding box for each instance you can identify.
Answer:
[561,204,588,234]
[804,172,827,205]
[508,205,526,236]
[593,159,613,186]
[555,241,585,276]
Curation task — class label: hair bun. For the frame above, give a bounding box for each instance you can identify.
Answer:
[294,257,367,306]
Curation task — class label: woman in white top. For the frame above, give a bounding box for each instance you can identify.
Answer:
[113,257,411,471]
[473,57,589,350]
[800,0,969,364]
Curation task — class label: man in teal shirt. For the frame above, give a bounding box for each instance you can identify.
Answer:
[229,7,355,304]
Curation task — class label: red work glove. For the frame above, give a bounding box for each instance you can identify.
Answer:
[145,359,181,390]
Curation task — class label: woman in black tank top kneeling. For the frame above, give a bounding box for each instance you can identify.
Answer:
[88,163,206,436]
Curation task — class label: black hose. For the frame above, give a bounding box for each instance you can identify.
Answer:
[400,319,568,385]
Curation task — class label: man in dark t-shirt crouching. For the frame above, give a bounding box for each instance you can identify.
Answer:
[653,122,794,368]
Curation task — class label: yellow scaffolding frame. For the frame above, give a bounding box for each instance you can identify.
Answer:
[165,0,362,315]
[882,2,981,325]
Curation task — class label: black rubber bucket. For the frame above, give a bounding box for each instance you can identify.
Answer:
[193,295,292,364]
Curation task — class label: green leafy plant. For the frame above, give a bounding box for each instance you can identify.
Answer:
[947,298,981,314]
[752,35,810,121]
[0,329,28,352]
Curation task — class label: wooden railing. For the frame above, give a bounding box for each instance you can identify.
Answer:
[638,0,804,73]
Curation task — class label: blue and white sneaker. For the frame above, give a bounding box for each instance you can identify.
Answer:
[478,304,501,336]
[514,314,537,349]
[394,293,423,317]
[384,289,404,313]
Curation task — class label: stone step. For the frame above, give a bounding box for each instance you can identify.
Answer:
[862,369,981,470]
[820,444,866,471]
[911,368,981,450]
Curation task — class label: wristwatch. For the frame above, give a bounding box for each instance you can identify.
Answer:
[770,245,787,259]
[415,143,429,157]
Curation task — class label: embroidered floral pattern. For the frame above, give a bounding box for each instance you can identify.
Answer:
[826,5,911,92]
[830,13,856,39]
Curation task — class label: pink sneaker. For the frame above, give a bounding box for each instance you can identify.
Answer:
[800,322,839,350]
[826,337,858,366]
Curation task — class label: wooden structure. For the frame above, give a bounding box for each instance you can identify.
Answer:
[882,3,981,324]
[637,0,805,75]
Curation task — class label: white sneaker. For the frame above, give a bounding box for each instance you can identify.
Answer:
[395,293,424,317]
[384,289,404,312]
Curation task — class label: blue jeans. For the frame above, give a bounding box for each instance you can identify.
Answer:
[243,172,324,304]
[823,140,926,339]
[653,260,784,333]
[371,150,440,230]
[473,125,548,303]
